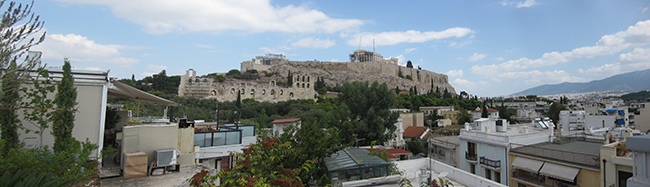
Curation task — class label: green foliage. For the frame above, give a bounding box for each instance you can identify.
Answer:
[0,139,99,185]
[368,141,400,175]
[405,75,412,80]
[621,90,650,101]
[455,107,472,125]
[279,119,344,185]
[481,104,488,118]
[287,70,293,87]
[0,61,22,152]
[147,90,165,97]
[334,81,399,146]
[406,60,413,68]
[207,137,312,187]
[20,68,55,149]
[547,102,567,126]
[104,107,121,130]
[406,139,427,156]
[398,69,404,78]
[0,169,74,187]
[52,59,77,152]
[205,73,226,82]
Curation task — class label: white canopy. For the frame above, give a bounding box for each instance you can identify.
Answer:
[511,156,545,174]
[108,80,180,106]
[539,162,580,182]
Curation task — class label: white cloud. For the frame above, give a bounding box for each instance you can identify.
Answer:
[347,27,473,47]
[331,59,338,62]
[452,78,477,89]
[290,37,335,49]
[643,7,648,12]
[405,47,418,53]
[468,53,487,62]
[32,33,139,67]
[259,46,289,54]
[577,47,650,77]
[147,64,167,72]
[446,70,464,77]
[195,44,214,48]
[498,70,586,85]
[500,0,538,8]
[449,42,457,47]
[58,0,363,34]
[471,20,650,76]
[495,57,504,61]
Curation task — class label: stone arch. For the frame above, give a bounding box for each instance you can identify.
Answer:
[290,92,294,97]
[270,80,276,87]
[271,89,275,95]
[280,90,284,95]
[307,83,309,88]
[302,76,305,82]
[296,77,300,82]
[188,79,193,83]
[314,94,318,99]
[262,89,266,95]
[241,88,245,94]
[250,89,255,95]
[230,88,235,94]
[187,69,196,77]
[210,90,217,96]
[302,83,305,88]
[203,79,208,82]
[296,83,300,87]
[307,76,310,82]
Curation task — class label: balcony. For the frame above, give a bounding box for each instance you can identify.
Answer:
[480,156,501,169]
[511,170,550,187]
[465,151,477,161]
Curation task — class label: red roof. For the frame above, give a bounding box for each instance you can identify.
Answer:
[271,118,301,124]
[403,126,429,139]
[472,108,499,113]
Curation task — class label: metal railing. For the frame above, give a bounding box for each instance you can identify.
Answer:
[480,156,501,168]
[511,170,551,187]
[465,151,477,161]
[510,144,600,168]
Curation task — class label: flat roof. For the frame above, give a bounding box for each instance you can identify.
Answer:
[532,140,602,157]
[433,136,460,145]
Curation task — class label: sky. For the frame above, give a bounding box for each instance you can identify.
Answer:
[17,0,650,96]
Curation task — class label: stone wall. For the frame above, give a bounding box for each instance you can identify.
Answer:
[178,68,317,102]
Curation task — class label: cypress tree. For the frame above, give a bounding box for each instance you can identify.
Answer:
[236,90,241,109]
[0,61,22,152]
[287,71,293,87]
[52,59,77,152]
[481,103,489,118]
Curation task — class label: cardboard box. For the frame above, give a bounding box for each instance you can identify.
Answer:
[123,152,148,167]
[123,165,147,179]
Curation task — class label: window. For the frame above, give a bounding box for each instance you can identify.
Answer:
[495,171,501,183]
[470,164,475,174]
[485,168,491,180]
[468,142,477,156]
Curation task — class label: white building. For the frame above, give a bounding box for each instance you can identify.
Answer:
[458,118,553,185]
[626,134,650,187]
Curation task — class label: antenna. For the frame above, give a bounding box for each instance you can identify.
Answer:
[358,36,362,50]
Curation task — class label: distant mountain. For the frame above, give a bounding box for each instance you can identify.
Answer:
[512,69,650,96]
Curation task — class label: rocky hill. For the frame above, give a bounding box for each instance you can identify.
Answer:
[266,60,456,95]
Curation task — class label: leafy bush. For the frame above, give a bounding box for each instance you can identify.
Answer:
[0,169,73,187]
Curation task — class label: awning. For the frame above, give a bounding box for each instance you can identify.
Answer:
[539,162,580,182]
[619,110,625,115]
[108,81,180,106]
[605,109,617,113]
[511,156,544,174]
[617,119,625,125]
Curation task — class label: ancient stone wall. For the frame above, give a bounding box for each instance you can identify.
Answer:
[179,69,317,102]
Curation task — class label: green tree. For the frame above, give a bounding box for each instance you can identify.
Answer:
[334,81,399,145]
[287,70,293,87]
[0,0,45,153]
[236,90,241,109]
[51,59,77,152]
[21,68,55,148]
[406,60,413,68]
[207,137,312,187]
[481,103,488,118]
[547,102,567,126]
[456,106,471,125]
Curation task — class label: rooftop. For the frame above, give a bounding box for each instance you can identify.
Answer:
[271,118,301,123]
[511,140,603,169]
[432,136,460,145]
[403,126,429,139]
[471,107,499,113]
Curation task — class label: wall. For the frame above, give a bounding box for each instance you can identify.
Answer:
[395,158,507,187]
[601,141,634,187]
[400,113,424,130]
[122,124,188,166]
[18,83,105,157]
[586,115,616,129]
[634,102,650,133]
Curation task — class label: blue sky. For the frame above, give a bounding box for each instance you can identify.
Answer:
[20,0,650,96]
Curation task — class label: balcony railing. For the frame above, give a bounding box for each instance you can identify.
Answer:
[511,170,551,187]
[480,156,501,168]
[510,143,600,168]
[465,151,477,161]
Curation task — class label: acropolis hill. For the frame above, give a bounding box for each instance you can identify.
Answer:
[179,50,456,102]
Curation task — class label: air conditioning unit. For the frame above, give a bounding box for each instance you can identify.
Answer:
[154,149,180,167]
